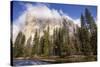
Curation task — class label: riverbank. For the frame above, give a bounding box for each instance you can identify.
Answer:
[13,55,97,64]
[36,55,97,63]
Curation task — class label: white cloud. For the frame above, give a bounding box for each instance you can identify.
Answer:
[12,11,27,42]
[25,3,62,19]
[13,24,20,43]
[12,3,81,43]
[74,18,81,27]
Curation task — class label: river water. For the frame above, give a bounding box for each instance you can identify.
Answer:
[13,59,50,66]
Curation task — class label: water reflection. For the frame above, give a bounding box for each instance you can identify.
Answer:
[13,59,50,66]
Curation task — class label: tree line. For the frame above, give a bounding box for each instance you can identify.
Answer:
[12,8,97,58]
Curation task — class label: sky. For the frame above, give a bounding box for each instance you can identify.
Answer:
[11,1,97,42]
[11,1,97,22]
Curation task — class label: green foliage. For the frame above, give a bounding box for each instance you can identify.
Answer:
[79,8,97,55]
[39,36,45,56]
[80,27,91,55]
[31,30,40,56]
[90,30,97,55]
[13,31,25,57]
[43,26,50,56]
[85,8,97,55]
[24,37,32,58]
[52,26,70,57]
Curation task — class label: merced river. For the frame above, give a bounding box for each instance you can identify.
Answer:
[13,59,51,66]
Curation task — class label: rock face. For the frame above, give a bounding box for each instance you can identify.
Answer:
[16,11,79,45]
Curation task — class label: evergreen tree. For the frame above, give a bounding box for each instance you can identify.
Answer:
[49,35,54,56]
[43,26,50,56]
[85,8,97,32]
[24,37,32,58]
[13,31,25,57]
[61,26,69,57]
[80,13,92,55]
[90,29,97,55]
[52,26,70,57]
[81,27,91,55]
[31,30,40,56]
[85,8,97,55]
[39,36,45,56]
[81,14,86,27]
[73,27,81,55]
[53,28,61,56]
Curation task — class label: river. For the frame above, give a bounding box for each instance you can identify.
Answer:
[13,59,51,66]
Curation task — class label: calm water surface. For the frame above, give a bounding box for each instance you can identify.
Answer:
[13,59,50,66]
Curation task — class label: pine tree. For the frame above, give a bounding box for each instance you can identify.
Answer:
[85,8,97,55]
[85,8,97,32]
[90,29,97,55]
[13,31,25,57]
[61,26,69,57]
[52,28,61,56]
[52,28,57,56]
[81,14,86,27]
[43,26,50,56]
[24,37,32,58]
[49,35,54,56]
[52,26,70,57]
[73,27,82,55]
[80,13,92,55]
[39,36,45,56]
[82,28,91,55]
[31,30,40,56]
